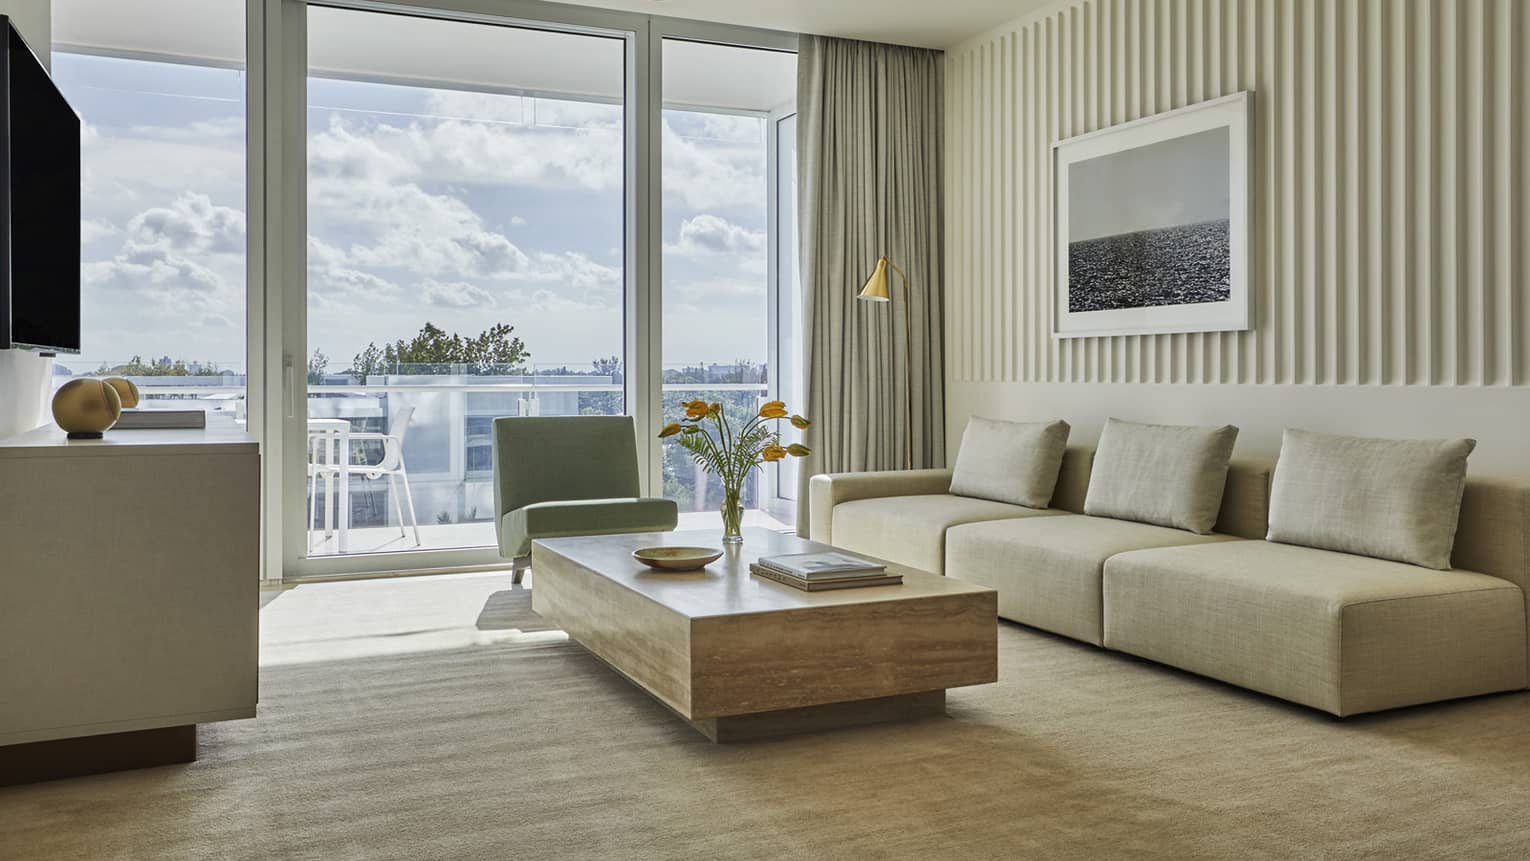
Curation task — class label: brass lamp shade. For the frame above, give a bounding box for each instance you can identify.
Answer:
[857,257,893,302]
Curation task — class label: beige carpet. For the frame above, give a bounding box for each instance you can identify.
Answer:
[4,573,1530,860]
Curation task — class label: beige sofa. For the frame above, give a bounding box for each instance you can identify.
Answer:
[810,447,1530,716]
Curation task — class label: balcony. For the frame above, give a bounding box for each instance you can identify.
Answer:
[55,361,794,558]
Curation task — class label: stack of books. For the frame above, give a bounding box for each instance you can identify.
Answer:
[750,551,902,591]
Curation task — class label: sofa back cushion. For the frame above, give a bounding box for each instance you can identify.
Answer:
[1213,461,1273,540]
[949,417,1071,509]
[1052,446,1096,515]
[1267,429,1476,570]
[1082,418,1239,534]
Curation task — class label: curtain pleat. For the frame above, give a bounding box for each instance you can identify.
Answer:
[795,36,946,537]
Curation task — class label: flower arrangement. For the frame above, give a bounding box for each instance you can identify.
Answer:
[659,399,811,544]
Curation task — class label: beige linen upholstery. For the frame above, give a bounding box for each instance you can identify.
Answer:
[1452,478,1530,668]
[808,468,954,544]
[1267,429,1477,569]
[1051,446,1095,514]
[946,515,1237,645]
[1213,460,1273,540]
[1104,541,1528,716]
[830,494,1063,575]
[1083,418,1239,534]
[949,418,1070,508]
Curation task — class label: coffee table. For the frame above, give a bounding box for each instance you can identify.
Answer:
[530,527,998,741]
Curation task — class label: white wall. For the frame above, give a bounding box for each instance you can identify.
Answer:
[0,0,53,440]
[944,0,1530,477]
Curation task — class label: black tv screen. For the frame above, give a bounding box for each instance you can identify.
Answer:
[0,18,80,354]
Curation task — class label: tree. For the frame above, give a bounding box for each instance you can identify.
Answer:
[349,322,531,380]
[93,355,224,377]
[307,349,330,385]
[349,343,385,383]
[580,356,623,416]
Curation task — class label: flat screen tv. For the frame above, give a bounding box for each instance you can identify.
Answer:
[0,16,80,354]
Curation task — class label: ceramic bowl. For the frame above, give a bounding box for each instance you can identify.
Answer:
[632,546,724,571]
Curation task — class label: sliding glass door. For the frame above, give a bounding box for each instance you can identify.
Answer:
[259,2,798,580]
[291,4,629,571]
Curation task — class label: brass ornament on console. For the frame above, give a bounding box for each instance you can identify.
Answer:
[103,376,140,409]
[51,378,123,439]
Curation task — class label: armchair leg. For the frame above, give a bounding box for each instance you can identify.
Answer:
[512,555,530,585]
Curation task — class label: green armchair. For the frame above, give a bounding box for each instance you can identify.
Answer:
[492,415,679,583]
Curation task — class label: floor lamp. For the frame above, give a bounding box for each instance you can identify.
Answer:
[857,256,914,470]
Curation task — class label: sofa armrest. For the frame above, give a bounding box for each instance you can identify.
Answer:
[808,469,955,544]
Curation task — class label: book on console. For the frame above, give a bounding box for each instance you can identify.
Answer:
[754,551,886,580]
[749,564,902,591]
[113,409,207,430]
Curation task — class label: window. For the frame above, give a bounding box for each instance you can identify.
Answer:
[660,39,797,528]
[51,51,246,413]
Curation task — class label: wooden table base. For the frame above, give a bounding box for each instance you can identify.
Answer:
[688,690,947,742]
[0,725,197,787]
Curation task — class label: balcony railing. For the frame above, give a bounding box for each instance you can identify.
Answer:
[54,362,779,555]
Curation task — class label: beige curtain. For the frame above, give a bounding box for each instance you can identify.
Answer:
[794,35,946,537]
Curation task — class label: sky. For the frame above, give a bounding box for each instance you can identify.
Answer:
[1068,126,1230,243]
[55,51,774,375]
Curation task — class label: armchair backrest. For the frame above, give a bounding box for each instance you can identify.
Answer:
[492,416,643,520]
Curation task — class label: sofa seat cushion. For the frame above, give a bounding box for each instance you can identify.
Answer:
[830,494,1061,575]
[503,497,679,558]
[1103,541,1528,716]
[945,515,1238,645]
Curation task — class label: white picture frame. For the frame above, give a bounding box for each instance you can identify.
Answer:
[1052,91,1253,339]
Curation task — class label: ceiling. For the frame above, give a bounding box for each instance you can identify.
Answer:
[563,0,1049,48]
[51,0,798,112]
[52,0,1050,54]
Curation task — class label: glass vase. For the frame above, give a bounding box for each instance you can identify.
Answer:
[720,482,744,545]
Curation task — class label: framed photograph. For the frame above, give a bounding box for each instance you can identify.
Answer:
[1052,91,1252,339]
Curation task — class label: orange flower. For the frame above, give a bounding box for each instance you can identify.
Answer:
[758,400,788,419]
[786,443,811,457]
[658,422,683,438]
[708,402,722,417]
[762,444,788,462]
[789,414,810,429]
[684,400,709,418]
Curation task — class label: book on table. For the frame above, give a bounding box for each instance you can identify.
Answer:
[754,551,886,580]
[749,564,902,591]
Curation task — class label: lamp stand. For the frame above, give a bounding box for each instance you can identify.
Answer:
[885,260,914,471]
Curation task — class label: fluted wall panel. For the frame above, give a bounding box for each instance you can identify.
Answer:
[946,0,1528,386]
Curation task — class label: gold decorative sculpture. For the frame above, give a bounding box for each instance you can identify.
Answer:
[103,377,141,409]
[52,378,123,439]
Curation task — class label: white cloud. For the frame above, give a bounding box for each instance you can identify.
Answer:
[665,214,765,257]
[308,111,621,194]
[510,215,527,226]
[661,118,766,211]
[81,219,117,244]
[307,235,400,303]
[424,279,496,308]
[346,228,532,279]
[127,193,245,255]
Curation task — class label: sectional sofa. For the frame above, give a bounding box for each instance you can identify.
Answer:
[810,420,1530,717]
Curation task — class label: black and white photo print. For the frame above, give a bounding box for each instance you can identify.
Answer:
[1053,92,1252,338]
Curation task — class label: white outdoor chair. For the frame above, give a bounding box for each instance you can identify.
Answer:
[307,406,422,549]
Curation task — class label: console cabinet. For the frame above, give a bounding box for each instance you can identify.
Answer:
[0,422,259,783]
